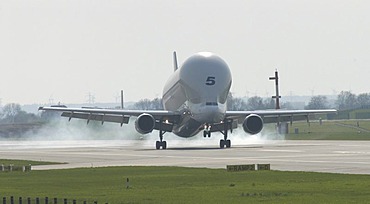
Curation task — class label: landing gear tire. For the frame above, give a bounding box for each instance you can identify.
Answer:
[220,140,225,149]
[155,141,167,150]
[203,131,211,138]
[219,139,231,148]
[226,140,231,148]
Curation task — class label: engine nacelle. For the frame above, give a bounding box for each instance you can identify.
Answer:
[135,113,156,134]
[243,114,263,134]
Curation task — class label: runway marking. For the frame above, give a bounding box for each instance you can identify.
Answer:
[259,149,304,153]
[334,151,370,154]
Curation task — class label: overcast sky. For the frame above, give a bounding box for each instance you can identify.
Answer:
[1,0,369,105]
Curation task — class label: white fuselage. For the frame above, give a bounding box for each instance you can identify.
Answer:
[162,52,232,137]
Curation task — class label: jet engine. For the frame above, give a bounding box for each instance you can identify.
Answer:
[242,114,263,134]
[135,113,156,134]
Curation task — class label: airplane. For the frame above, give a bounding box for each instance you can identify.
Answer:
[39,52,336,149]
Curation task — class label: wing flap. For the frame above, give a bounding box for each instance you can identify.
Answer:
[262,115,309,123]
[226,109,336,124]
[40,106,181,127]
[61,112,130,124]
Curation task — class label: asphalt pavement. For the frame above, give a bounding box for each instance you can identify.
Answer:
[1,139,370,174]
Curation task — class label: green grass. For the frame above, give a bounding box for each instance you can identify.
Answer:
[339,120,370,130]
[3,119,370,203]
[1,166,370,203]
[286,120,370,140]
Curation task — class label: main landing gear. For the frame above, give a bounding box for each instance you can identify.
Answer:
[156,123,167,150]
[220,123,232,149]
[156,140,167,150]
[220,139,231,148]
[219,119,232,149]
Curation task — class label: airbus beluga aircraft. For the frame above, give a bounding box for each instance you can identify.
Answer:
[39,52,336,149]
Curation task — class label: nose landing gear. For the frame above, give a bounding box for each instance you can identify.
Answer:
[203,124,212,138]
[203,120,233,148]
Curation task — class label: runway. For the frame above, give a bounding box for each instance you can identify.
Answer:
[1,139,370,174]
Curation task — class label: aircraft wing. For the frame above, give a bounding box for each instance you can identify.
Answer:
[39,106,181,128]
[225,109,337,124]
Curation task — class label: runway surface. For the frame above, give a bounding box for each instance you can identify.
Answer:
[1,139,370,174]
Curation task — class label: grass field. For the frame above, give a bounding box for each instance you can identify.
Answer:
[286,119,370,140]
[1,165,370,203]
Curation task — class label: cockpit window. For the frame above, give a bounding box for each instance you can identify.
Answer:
[206,102,218,106]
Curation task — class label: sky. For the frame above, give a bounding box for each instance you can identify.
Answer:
[0,0,370,105]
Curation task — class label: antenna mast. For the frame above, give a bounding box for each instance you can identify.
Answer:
[269,70,281,109]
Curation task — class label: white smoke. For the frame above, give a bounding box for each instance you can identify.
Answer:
[6,117,285,149]
[128,123,285,148]
[22,118,141,141]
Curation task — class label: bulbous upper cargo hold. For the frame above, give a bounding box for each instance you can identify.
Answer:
[162,52,232,111]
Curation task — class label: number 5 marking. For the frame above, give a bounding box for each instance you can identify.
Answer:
[206,76,215,85]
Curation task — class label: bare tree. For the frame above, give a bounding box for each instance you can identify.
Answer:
[1,103,21,123]
[357,93,370,107]
[336,91,357,110]
[247,96,264,110]
[132,98,163,110]
[227,93,248,111]
[263,98,275,109]
[305,95,328,110]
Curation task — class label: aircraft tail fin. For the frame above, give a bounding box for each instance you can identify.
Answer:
[173,51,178,71]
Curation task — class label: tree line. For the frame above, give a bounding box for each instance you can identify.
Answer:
[130,93,291,111]
[305,91,370,110]
[0,103,40,124]
[131,91,370,111]
[1,91,369,124]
